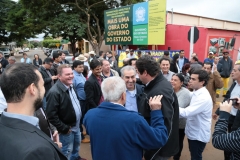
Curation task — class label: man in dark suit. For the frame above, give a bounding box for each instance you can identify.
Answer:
[84,59,103,110]
[0,52,9,68]
[0,63,66,160]
[39,58,58,110]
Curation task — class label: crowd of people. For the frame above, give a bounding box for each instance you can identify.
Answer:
[0,48,240,160]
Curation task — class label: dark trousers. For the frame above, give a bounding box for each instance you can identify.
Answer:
[188,139,206,160]
[173,129,185,160]
[80,100,86,140]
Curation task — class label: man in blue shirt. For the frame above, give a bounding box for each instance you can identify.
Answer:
[178,50,190,71]
[204,52,214,64]
[72,60,90,143]
[120,66,143,112]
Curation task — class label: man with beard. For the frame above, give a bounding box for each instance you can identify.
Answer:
[202,62,223,106]
[46,64,86,160]
[0,63,66,160]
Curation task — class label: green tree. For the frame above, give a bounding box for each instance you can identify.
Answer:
[20,0,144,54]
[54,0,145,53]
[0,0,16,44]
[5,1,46,45]
[42,39,60,48]
[48,9,87,54]
[20,0,86,55]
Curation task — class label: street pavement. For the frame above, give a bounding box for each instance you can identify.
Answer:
[14,48,47,62]
[13,50,227,160]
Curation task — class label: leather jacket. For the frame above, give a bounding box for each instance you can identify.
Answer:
[46,80,78,134]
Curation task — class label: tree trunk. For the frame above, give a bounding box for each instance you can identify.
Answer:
[69,38,76,56]
[89,42,100,56]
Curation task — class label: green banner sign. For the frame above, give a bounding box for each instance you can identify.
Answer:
[104,0,166,45]
[104,6,133,45]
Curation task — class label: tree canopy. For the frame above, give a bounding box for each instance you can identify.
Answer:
[2,0,144,51]
[0,0,16,44]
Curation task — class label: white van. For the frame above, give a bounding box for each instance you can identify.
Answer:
[0,47,10,57]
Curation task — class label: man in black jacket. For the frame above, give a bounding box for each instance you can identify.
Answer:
[216,49,233,97]
[46,64,86,160]
[0,52,9,68]
[84,59,103,110]
[136,55,179,160]
[0,63,66,160]
[39,58,58,110]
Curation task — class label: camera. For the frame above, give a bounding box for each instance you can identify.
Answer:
[228,98,238,106]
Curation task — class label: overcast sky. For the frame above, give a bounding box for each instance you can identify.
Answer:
[166,0,240,23]
[26,0,240,41]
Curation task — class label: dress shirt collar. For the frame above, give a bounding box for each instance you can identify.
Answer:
[2,111,39,128]
[193,87,205,96]
[73,70,82,76]
[60,81,73,90]
[161,70,171,75]
[234,80,240,86]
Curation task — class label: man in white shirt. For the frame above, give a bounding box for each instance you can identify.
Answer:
[0,88,6,114]
[179,69,212,160]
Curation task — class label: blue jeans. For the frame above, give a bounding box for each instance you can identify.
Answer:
[60,129,81,160]
[188,139,206,160]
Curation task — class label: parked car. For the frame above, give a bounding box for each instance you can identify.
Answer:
[18,50,24,54]
[43,48,50,55]
[0,47,10,58]
[48,49,73,64]
[23,48,30,52]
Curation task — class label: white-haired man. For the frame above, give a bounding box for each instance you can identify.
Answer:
[83,76,168,160]
[8,56,16,65]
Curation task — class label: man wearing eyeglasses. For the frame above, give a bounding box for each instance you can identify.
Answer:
[39,58,58,110]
